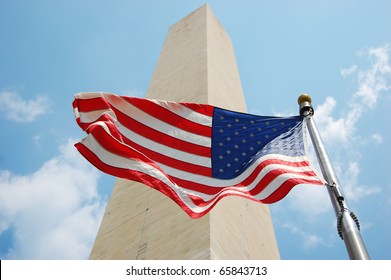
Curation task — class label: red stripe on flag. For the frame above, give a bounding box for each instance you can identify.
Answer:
[73,97,111,112]
[259,177,323,204]
[125,97,212,138]
[181,103,215,117]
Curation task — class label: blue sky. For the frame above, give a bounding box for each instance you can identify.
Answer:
[0,0,390,260]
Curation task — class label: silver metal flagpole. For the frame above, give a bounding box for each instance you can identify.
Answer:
[298,94,370,260]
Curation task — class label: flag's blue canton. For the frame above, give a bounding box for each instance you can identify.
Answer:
[211,107,304,179]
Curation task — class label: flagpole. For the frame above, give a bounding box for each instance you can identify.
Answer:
[298,94,370,260]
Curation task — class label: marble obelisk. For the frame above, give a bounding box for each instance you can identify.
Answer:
[89,4,280,260]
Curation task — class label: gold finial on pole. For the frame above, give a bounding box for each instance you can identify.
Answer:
[297,93,312,105]
[297,93,314,116]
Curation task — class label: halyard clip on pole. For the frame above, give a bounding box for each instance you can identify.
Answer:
[298,94,370,260]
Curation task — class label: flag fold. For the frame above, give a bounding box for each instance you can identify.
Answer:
[73,92,323,218]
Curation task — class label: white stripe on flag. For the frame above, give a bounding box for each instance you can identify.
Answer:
[148,98,213,126]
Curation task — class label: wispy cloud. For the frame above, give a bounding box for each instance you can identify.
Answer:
[280,223,327,251]
[0,139,105,259]
[340,64,358,78]
[317,44,391,146]
[355,44,391,108]
[0,91,51,123]
[371,133,383,144]
[337,161,381,201]
[312,44,390,201]
[315,96,352,143]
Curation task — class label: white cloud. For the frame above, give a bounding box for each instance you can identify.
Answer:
[340,64,358,78]
[0,91,51,123]
[315,96,352,144]
[0,139,106,259]
[338,161,381,201]
[303,234,325,250]
[281,223,326,251]
[355,44,391,108]
[32,134,43,149]
[371,133,383,144]
[315,43,391,147]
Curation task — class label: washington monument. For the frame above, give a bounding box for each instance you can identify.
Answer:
[89,4,280,260]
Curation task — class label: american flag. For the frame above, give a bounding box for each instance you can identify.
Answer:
[73,92,323,218]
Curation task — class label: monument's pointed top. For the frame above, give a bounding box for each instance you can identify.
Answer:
[193,3,211,12]
[172,3,219,27]
[147,2,246,110]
